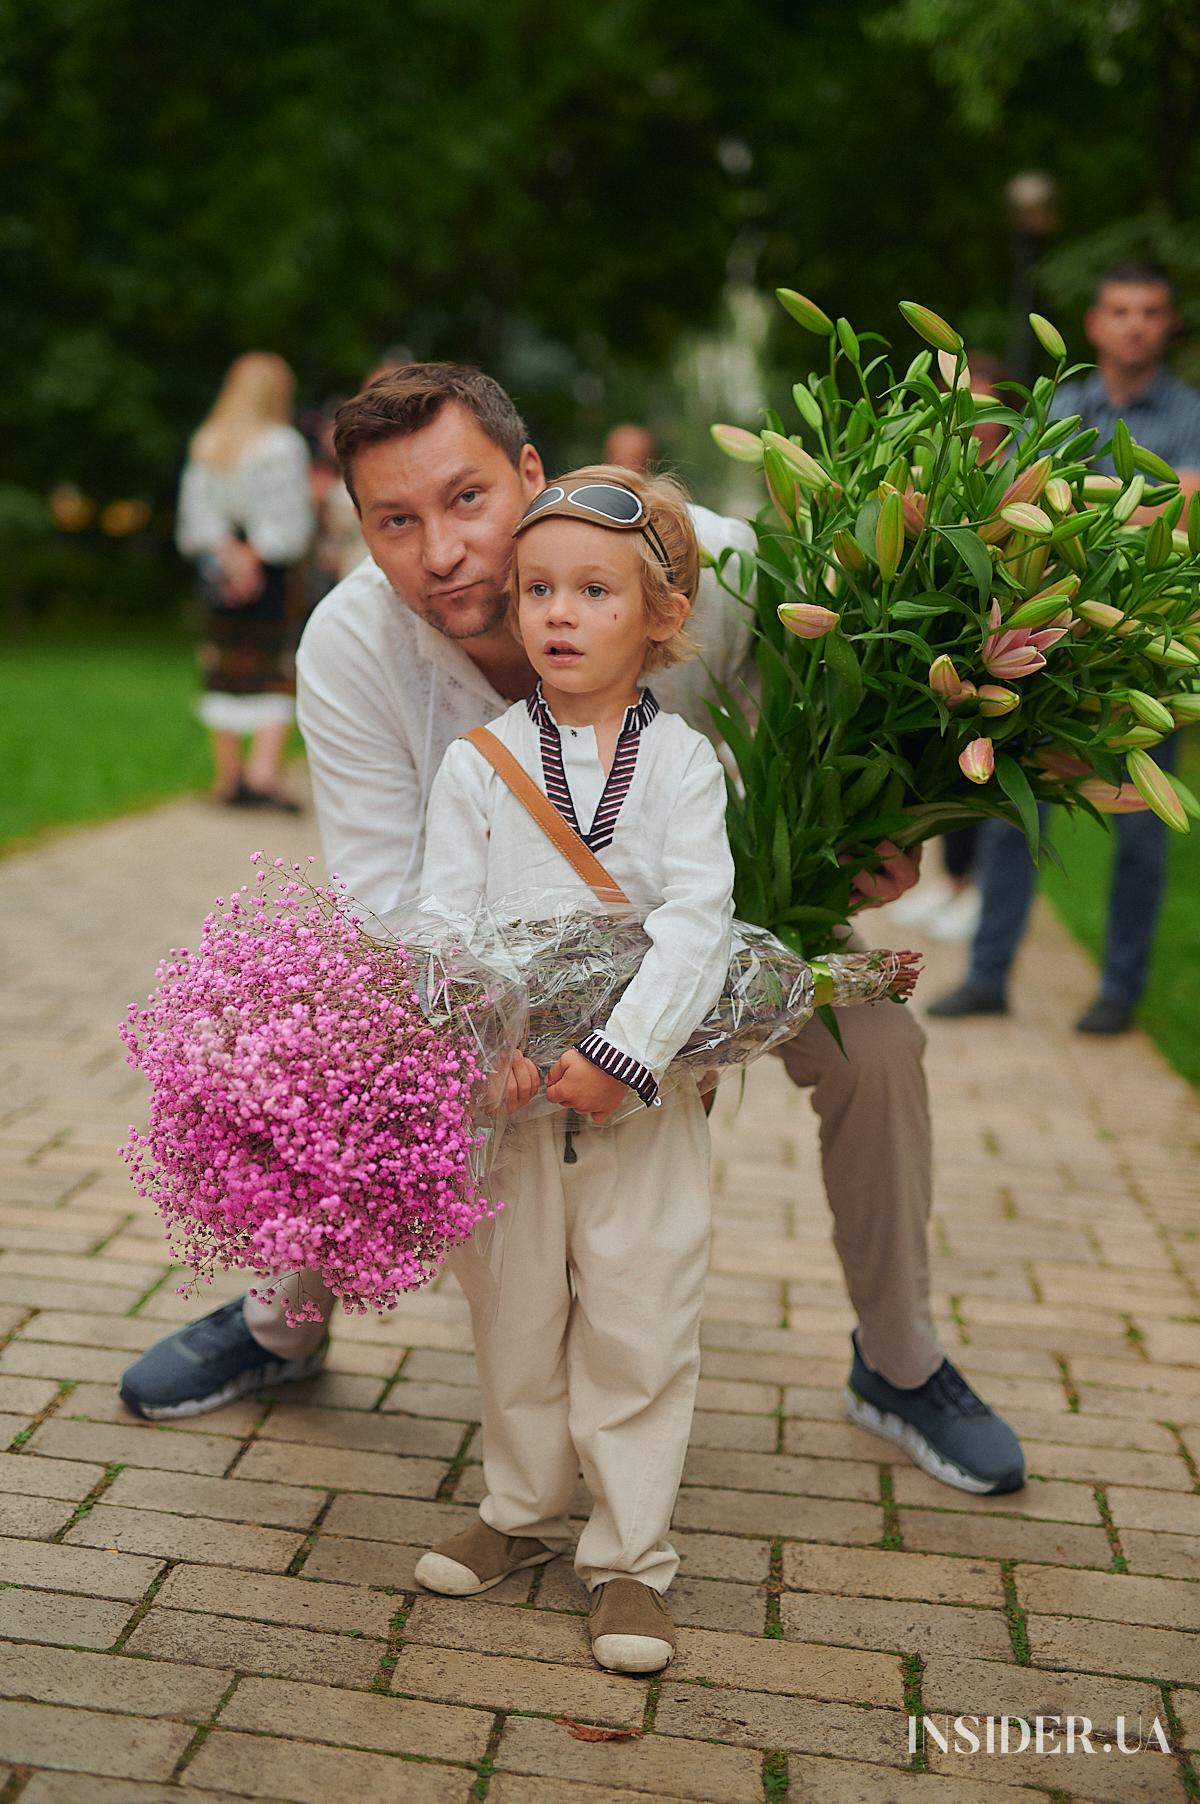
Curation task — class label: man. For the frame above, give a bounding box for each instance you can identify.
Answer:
[602,421,658,472]
[122,364,1024,1494]
[931,263,1200,1035]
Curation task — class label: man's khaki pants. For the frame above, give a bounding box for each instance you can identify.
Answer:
[444,1083,712,1591]
[245,1000,941,1393]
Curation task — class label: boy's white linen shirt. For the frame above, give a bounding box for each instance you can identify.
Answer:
[296,502,755,917]
[420,699,735,1100]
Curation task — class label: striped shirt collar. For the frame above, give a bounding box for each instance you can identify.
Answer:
[525,683,659,851]
[525,683,659,735]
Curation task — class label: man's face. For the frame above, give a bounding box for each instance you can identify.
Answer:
[1085,281,1177,376]
[353,403,544,641]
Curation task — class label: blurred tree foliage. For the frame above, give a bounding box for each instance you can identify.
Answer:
[2,0,1198,608]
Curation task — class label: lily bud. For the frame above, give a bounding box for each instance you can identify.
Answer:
[777,601,840,640]
[1127,690,1177,735]
[1044,478,1073,515]
[762,448,798,523]
[1074,600,1125,631]
[1001,502,1053,536]
[978,685,1020,717]
[1144,635,1200,668]
[1005,592,1075,631]
[1111,417,1135,483]
[833,528,867,570]
[761,430,832,491]
[1128,748,1190,832]
[929,654,971,703]
[710,424,763,465]
[777,289,834,335]
[792,383,824,432]
[1112,475,1146,525]
[1029,313,1066,361]
[898,301,963,355]
[979,458,1053,543]
[1145,515,1173,569]
[875,491,905,582]
[958,737,995,784]
[836,316,860,363]
[937,349,971,390]
[1169,693,1200,724]
[1132,442,1178,484]
[902,492,927,538]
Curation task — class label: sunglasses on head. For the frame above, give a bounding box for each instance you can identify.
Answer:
[513,481,673,578]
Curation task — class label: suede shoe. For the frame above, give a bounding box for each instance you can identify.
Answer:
[120,1296,327,1420]
[588,1579,676,1674]
[844,1333,1025,1494]
[1076,997,1133,1035]
[926,981,1008,1019]
[415,1519,559,1596]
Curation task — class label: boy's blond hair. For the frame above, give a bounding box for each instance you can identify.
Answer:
[507,463,700,672]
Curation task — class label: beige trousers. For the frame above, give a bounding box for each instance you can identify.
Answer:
[244,998,941,1391]
[447,1083,712,1592]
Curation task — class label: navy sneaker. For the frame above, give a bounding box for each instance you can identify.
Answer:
[844,1333,1025,1494]
[120,1297,328,1420]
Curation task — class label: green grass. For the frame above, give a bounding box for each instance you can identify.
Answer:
[1,626,213,848]
[1040,729,1200,1088]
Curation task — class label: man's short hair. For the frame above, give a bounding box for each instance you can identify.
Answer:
[1094,261,1177,305]
[333,362,529,502]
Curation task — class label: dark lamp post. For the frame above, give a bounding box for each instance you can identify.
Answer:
[1004,171,1063,383]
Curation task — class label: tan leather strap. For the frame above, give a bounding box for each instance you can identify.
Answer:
[463,726,630,906]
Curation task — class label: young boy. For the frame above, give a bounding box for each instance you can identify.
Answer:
[414,465,735,1674]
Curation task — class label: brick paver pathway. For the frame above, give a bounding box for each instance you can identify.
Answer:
[1,790,1198,1803]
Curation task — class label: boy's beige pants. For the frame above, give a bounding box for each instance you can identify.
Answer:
[446,1083,712,1591]
[246,996,942,1392]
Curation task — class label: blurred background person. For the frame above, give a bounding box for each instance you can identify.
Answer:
[602,421,658,472]
[176,352,314,810]
[929,264,1200,1034]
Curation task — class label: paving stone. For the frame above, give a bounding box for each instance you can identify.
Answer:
[1016,1563,1200,1630]
[63,1382,262,1438]
[259,1403,464,1459]
[21,1779,278,1804]
[127,1606,384,1685]
[891,1468,1103,1523]
[219,1674,492,1761]
[323,1493,477,1544]
[14,1311,159,1352]
[0,1341,131,1384]
[1122,1528,1200,1580]
[104,1465,324,1528]
[898,1507,1112,1567]
[671,1624,901,1705]
[67,1503,305,1572]
[655,1681,908,1764]
[0,1586,130,1648]
[281,1370,390,1410]
[379,1379,482,1420]
[486,1777,694,1804]
[781,1592,1012,1660]
[784,1543,1002,1606]
[0,1376,58,1414]
[1106,1485,1200,1536]
[923,1739,1185,1803]
[672,1486,882,1544]
[390,1643,643,1725]
[301,1533,428,1591]
[234,1438,446,1499]
[681,1446,879,1501]
[694,1377,778,1414]
[0,1493,74,1538]
[184,1729,468,1803]
[671,1529,771,1583]
[921,1649,1163,1725]
[27,1416,237,1475]
[0,1639,229,1716]
[0,1450,102,1499]
[0,1698,193,1778]
[155,1563,397,1635]
[0,1534,160,1599]
[685,1409,778,1453]
[1021,1441,1193,1489]
[493,1711,762,1803]
[1028,1612,1200,1684]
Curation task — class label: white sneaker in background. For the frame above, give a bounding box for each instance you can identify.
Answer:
[925,885,982,943]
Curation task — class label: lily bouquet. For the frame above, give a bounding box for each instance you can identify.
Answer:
[711,293,1200,954]
[120,858,918,1320]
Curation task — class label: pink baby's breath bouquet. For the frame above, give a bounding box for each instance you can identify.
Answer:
[121,859,918,1322]
[120,857,523,1321]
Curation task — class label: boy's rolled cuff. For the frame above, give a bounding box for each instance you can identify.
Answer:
[575,1032,660,1108]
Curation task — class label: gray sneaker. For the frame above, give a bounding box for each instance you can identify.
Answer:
[844,1333,1025,1494]
[120,1297,327,1420]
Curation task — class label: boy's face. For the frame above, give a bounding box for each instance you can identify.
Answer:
[1085,281,1177,377]
[353,402,544,642]
[515,517,684,704]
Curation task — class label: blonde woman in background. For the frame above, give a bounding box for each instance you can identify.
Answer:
[177,352,314,809]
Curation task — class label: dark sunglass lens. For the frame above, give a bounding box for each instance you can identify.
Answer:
[521,486,565,522]
[570,484,642,524]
